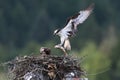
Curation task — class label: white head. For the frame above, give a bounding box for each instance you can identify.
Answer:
[54,29,61,35]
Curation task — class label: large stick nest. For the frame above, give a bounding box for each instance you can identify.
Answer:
[6,55,86,80]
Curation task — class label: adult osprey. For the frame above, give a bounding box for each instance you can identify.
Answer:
[54,4,94,55]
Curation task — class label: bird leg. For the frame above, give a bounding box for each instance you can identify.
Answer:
[54,45,68,56]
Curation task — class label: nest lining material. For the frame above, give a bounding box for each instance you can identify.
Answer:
[6,55,86,80]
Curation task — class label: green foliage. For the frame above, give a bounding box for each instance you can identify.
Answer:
[0,0,120,80]
[0,72,8,80]
[19,41,41,56]
[79,42,111,80]
[109,40,120,80]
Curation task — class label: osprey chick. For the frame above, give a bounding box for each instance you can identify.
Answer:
[40,47,51,57]
[54,3,94,54]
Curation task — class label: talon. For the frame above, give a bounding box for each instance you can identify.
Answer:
[54,44,61,48]
[54,45,68,56]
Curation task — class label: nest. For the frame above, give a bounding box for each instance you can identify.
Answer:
[6,55,86,80]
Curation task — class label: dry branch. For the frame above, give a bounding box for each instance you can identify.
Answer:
[5,55,86,80]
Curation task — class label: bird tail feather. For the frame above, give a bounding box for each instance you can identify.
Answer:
[64,39,71,50]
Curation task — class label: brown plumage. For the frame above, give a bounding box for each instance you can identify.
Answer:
[40,47,51,57]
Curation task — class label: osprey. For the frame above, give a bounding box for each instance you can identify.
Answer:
[54,4,94,55]
[40,47,51,58]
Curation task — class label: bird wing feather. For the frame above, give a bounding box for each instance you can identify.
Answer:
[63,3,94,32]
[73,9,93,27]
[62,20,73,32]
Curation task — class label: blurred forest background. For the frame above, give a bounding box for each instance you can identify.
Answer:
[0,0,120,80]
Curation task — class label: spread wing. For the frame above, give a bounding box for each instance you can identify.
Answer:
[63,3,94,32]
[72,3,94,27]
